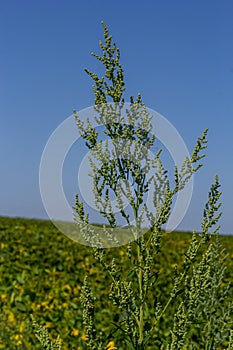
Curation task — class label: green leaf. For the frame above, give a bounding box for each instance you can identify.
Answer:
[125,338,136,350]
[15,301,27,312]
[126,269,137,279]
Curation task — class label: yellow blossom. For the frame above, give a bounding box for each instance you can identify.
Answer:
[8,312,15,323]
[45,322,52,328]
[19,321,25,332]
[71,329,79,336]
[64,284,72,291]
[89,267,96,275]
[1,294,7,302]
[73,285,81,294]
[52,267,58,275]
[107,341,117,349]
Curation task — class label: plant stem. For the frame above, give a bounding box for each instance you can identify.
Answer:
[134,210,144,346]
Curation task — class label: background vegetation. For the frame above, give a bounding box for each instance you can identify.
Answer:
[0,216,232,349]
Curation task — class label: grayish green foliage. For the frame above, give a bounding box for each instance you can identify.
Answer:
[33,22,232,349]
[31,315,62,350]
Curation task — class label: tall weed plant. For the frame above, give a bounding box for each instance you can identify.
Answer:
[33,22,233,349]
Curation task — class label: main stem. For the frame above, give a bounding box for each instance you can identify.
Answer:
[138,246,144,345]
[134,207,144,346]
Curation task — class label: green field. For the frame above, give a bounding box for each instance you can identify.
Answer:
[0,216,232,349]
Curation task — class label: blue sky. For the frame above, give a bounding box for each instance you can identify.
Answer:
[1,0,233,234]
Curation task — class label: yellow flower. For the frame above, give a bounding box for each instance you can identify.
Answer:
[1,294,7,302]
[73,285,81,294]
[52,267,58,275]
[16,340,22,346]
[81,334,86,340]
[107,341,117,349]
[64,284,72,291]
[71,329,79,336]
[19,321,25,332]
[8,312,15,323]
[45,322,52,328]
[89,267,96,275]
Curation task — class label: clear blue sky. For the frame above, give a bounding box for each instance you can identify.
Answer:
[1,0,233,234]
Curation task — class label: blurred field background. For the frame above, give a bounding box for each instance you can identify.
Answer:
[0,216,232,349]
